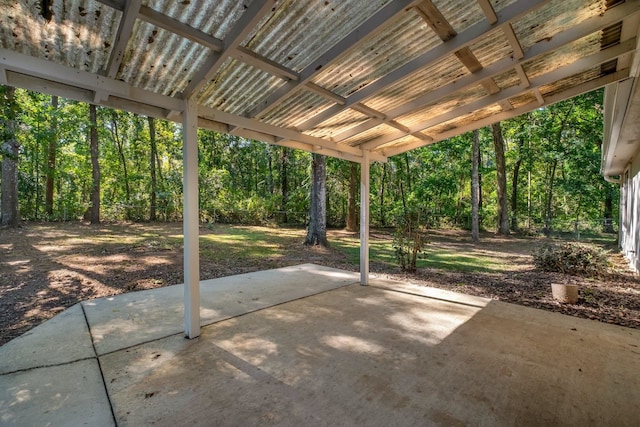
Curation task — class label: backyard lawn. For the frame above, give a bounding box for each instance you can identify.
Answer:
[1,222,638,345]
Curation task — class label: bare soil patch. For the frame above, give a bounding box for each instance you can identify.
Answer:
[1,223,638,346]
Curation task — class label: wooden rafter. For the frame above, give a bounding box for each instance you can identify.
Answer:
[330,1,639,144]
[382,70,629,157]
[363,39,635,151]
[295,0,550,132]
[105,0,143,78]
[183,0,275,99]
[245,0,418,119]
[477,0,498,25]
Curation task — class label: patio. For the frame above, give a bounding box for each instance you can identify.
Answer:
[1,264,639,426]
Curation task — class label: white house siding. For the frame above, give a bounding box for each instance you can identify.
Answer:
[621,152,640,272]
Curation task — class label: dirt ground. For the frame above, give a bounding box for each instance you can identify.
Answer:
[1,222,639,346]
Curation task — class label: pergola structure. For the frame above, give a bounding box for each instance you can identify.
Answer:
[1,0,639,338]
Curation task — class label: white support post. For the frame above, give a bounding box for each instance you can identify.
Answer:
[183,98,200,339]
[360,150,370,285]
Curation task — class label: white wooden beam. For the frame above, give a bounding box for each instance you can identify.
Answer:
[197,104,386,162]
[106,0,143,78]
[365,38,635,150]
[503,24,525,59]
[0,67,9,85]
[477,0,498,25]
[137,5,223,52]
[232,47,300,81]
[344,1,640,147]
[184,0,275,99]
[533,88,545,105]
[305,83,347,105]
[183,97,200,339]
[381,70,630,157]
[0,48,183,113]
[360,149,370,285]
[247,0,418,119]
[296,0,550,132]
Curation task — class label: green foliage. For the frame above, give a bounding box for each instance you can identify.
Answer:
[532,242,610,277]
[392,209,429,272]
[0,87,619,234]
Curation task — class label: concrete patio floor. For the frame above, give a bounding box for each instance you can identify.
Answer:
[1,264,639,426]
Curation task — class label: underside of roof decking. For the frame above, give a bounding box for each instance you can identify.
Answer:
[1,0,639,163]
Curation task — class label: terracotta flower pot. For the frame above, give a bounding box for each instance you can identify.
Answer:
[551,283,579,304]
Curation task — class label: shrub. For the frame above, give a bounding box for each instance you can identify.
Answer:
[532,242,610,277]
[393,210,429,273]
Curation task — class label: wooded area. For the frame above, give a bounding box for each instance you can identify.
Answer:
[0,85,617,236]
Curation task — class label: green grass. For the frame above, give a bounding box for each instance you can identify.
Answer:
[330,234,502,273]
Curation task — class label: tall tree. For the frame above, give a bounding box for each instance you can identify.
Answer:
[280,146,289,223]
[89,104,101,224]
[346,162,358,232]
[109,111,132,219]
[44,95,58,217]
[471,129,480,242]
[491,122,510,235]
[148,116,157,221]
[305,153,328,246]
[1,85,19,227]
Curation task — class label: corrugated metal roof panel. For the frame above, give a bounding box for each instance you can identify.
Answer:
[523,32,601,80]
[469,27,512,68]
[539,67,603,97]
[144,0,248,40]
[365,54,468,114]
[396,84,488,129]
[0,0,119,74]
[311,9,438,98]
[261,90,333,128]
[490,0,519,12]
[493,69,521,89]
[198,58,283,115]
[378,135,422,151]
[433,0,484,33]
[305,108,368,139]
[426,104,503,136]
[513,0,605,50]
[118,20,211,96]
[510,92,537,108]
[246,0,392,73]
[341,123,397,147]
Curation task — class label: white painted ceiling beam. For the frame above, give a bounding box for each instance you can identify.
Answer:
[197,105,386,162]
[246,0,419,119]
[105,0,143,78]
[296,0,550,132]
[332,1,639,144]
[137,5,223,52]
[477,0,498,25]
[382,70,629,157]
[183,0,275,99]
[363,38,635,150]
[0,48,183,113]
[233,47,300,81]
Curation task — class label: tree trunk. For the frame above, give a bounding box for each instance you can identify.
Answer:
[346,162,358,232]
[148,116,157,221]
[110,112,131,219]
[471,129,480,242]
[45,95,58,217]
[603,182,615,233]
[543,159,558,235]
[379,163,387,226]
[1,86,19,227]
[304,153,328,246]
[280,147,289,223]
[511,157,521,231]
[89,104,101,225]
[491,122,510,235]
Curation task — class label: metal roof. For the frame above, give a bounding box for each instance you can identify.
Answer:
[1,0,639,163]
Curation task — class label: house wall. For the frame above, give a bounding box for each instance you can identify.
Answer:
[620,151,640,272]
